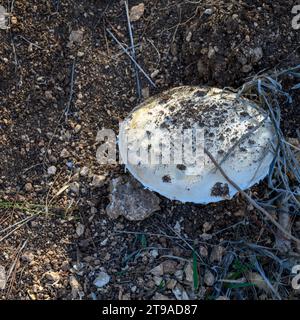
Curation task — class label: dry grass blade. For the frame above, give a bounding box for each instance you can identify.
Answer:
[124,0,142,99]
[106,28,156,88]
[0,215,37,243]
[5,240,28,298]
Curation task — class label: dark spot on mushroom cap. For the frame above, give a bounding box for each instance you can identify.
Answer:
[194,90,206,98]
[240,111,249,117]
[146,130,152,137]
[211,182,229,197]
[160,122,169,129]
[159,95,171,104]
[162,175,172,183]
[219,134,225,141]
[176,164,186,171]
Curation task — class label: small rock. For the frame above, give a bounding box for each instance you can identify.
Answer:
[66,161,74,169]
[61,261,70,271]
[21,251,35,263]
[28,43,33,52]
[162,260,177,274]
[74,124,81,133]
[208,46,215,59]
[69,182,80,194]
[28,292,37,300]
[76,223,85,237]
[199,246,208,257]
[166,278,177,290]
[60,148,70,158]
[106,176,160,221]
[153,276,163,286]
[174,270,183,281]
[25,183,33,192]
[47,166,57,175]
[210,245,225,263]
[0,265,6,290]
[172,284,189,300]
[69,275,81,299]
[130,3,145,22]
[77,51,84,58]
[173,221,181,234]
[11,16,17,24]
[186,31,192,42]
[91,174,106,187]
[93,272,110,288]
[197,60,206,78]
[45,91,54,100]
[242,64,253,73]
[233,209,245,217]
[146,279,156,289]
[80,166,89,176]
[203,221,212,233]
[200,233,212,241]
[100,238,108,246]
[204,270,215,286]
[44,271,60,283]
[142,87,150,99]
[121,293,131,300]
[151,69,160,78]
[204,8,213,15]
[150,264,164,277]
[238,54,248,66]
[68,30,84,47]
[251,47,263,63]
[184,262,194,283]
[150,249,159,258]
[170,43,177,56]
[131,286,137,293]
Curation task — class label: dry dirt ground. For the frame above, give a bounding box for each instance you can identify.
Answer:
[0,0,300,300]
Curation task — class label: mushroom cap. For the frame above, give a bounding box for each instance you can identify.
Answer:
[119,86,275,204]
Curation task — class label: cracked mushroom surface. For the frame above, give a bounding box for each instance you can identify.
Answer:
[119,86,276,204]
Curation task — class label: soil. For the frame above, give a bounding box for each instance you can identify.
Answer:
[0,0,300,300]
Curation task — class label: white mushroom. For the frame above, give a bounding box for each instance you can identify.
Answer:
[118,86,276,204]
